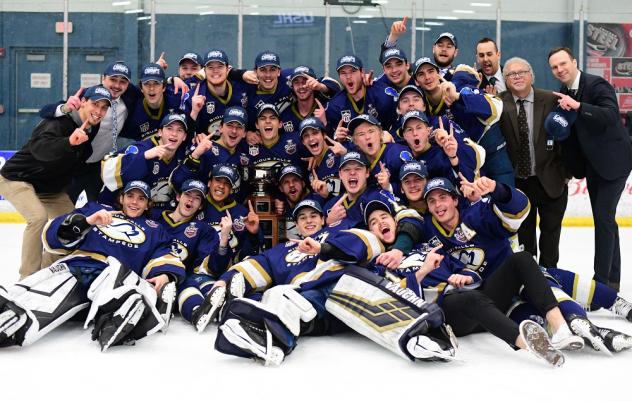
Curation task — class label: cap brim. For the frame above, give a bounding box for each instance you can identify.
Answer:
[107,73,130,81]
[223,118,245,126]
[179,57,200,65]
[163,120,188,130]
[337,63,360,71]
[293,204,323,220]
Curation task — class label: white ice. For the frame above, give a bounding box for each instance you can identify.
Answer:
[0,224,630,401]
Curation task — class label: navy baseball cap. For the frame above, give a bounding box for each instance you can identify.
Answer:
[103,61,131,81]
[82,85,112,105]
[423,177,457,199]
[289,65,317,82]
[179,52,202,66]
[544,106,577,141]
[292,199,324,220]
[363,198,394,225]
[380,47,408,65]
[336,55,363,72]
[123,180,151,198]
[181,179,207,196]
[339,151,369,169]
[222,106,248,126]
[347,114,381,135]
[255,51,281,69]
[397,85,425,106]
[435,32,458,48]
[401,110,430,129]
[399,160,429,181]
[278,165,304,182]
[413,57,440,75]
[140,63,166,83]
[160,113,188,130]
[211,164,239,187]
[299,117,326,136]
[257,103,280,118]
[203,49,229,66]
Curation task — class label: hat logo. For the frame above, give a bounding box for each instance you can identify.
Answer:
[95,87,110,96]
[384,49,400,57]
[553,114,568,127]
[295,66,309,74]
[183,53,198,60]
[112,64,129,74]
[144,66,161,75]
[228,109,243,118]
[260,53,277,61]
[207,50,224,58]
[219,166,234,176]
[340,56,356,63]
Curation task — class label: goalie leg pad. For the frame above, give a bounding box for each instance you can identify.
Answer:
[215,297,298,365]
[325,266,455,362]
[84,257,164,350]
[0,263,89,347]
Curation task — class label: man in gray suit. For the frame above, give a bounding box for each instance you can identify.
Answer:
[498,57,570,268]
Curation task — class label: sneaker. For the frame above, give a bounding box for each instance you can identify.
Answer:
[157,282,176,333]
[569,316,612,356]
[519,320,565,367]
[191,285,226,333]
[219,318,285,366]
[550,324,584,350]
[611,297,632,322]
[597,326,632,353]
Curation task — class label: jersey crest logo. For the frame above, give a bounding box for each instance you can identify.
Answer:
[140,122,150,133]
[453,227,469,243]
[240,154,250,166]
[283,121,294,132]
[428,236,442,248]
[241,94,248,108]
[233,217,245,232]
[367,104,378,118]
[97,218,146,245]
[125,145,139,155]
[341,110,351,123]
[184,223,198,238]
[459,223,477,241]
[399,150,414,163]
[284,139,297,155]
[146,219,158,228]
[206,101,216,114]
[212,145,220,156]
[326,153,335,168]
[153,161,160,175]
[171,241,189,262]
[249,145,260,157]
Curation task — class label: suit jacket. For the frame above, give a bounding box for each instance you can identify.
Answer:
[559,71,632,180]
[498,87,569,198]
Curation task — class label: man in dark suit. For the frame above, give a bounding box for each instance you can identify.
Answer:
[498,57,569,268]
[476,37,505,95]
[548,47,632,290]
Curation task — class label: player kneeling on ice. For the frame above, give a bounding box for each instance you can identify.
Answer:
[205,197,456,365]
[0,181,184,351]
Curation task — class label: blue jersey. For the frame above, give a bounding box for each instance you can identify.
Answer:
[121,90,183,140]
[366,142,413,192]
[219,226,383,292]
[308,147,342,199]
[157,210,229,278]
[244,69,294,129]
[238,131,304,170]
[43,202,184,283]
[197,196,262,263]
[170,142,252,201]
[325,81,398,136]
[183,79,250,136]
[375,73,415,92]
[100,136,187,212]
[324,188,395,229]
[420,185,530,280]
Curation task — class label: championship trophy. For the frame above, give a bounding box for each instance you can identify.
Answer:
[248,164,282,248]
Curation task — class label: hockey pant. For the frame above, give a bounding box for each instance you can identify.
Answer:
[0,262,89,347]
[84,257,165,351]
[216,285,317,366]
[325,266,457,362]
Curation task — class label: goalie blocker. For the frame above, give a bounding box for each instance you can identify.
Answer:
[326,266,457,362]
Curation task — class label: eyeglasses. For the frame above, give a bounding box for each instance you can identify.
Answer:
[505,70,530,79]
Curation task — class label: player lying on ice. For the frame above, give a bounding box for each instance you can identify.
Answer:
[0,180,184,351]
[199,196,458,365]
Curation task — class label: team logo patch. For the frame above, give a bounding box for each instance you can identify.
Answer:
[459,223,477,241]
[96,217,147,245]
[184,223,199,238]
[283,121,294,132]
[284,139,297,155]
[399,150,414,163]
[249,145,260,157]
[152,162,160,175]
[171,241,189,262]
[428,236,442,248]
[241,94,248,108]
[453,227,469,243]
[206,101,216,114]
[125,145,139,155]
[367,104,378,118]
[146,219,158,228]
[240,154,250,166]
[233,217,245,231]
[326,153,335,168]
[211,145,219,156]
[341,110,352,123]
[140,122,150,133]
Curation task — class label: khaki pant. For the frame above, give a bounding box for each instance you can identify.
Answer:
[0,175,74,278]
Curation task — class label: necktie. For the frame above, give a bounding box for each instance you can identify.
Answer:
[489,76,497,86]
[111,100,119,154]
[569,88,578,99]
[516,99,532,178]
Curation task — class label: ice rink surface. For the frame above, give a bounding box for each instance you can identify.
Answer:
[0,224,630,401]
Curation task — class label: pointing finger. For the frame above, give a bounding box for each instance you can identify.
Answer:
[312,168,319,181]
[449,122,454,136]
[248,200,255,213]
[379,161,387,173]
[438,116,444,130]
[333,193,348,208]
[402,16,408,26]
[315,98,324,109]
[74,87,83,98]
[337,118,345,128]
[225,209,232,220]
[80,119,90,130]
[159,51,165,60]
